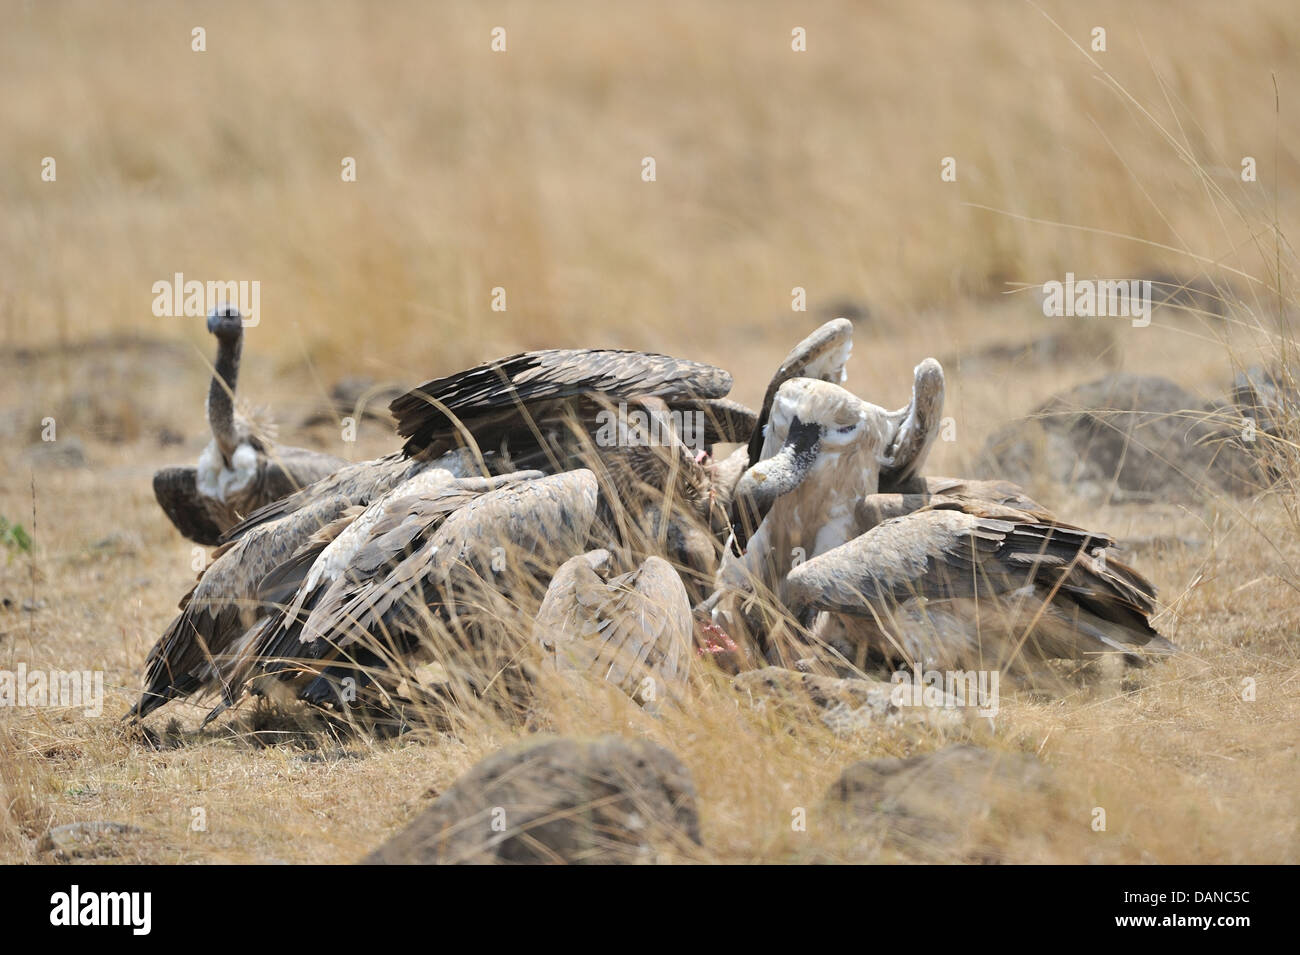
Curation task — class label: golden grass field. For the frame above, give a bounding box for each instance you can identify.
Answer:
[1,0,1298,863]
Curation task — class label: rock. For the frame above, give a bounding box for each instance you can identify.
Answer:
[823,744,1054,862]
[819,298,872,325]
[976,374,1266,499]
[1145,272,1229,318]
[363,735,701,864]
[38,821,141,861]
[24,438,87,469]
[732,668,988,736]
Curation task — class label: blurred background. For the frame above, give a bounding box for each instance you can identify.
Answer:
[2,0,1295,445]
[1,0,1298,865]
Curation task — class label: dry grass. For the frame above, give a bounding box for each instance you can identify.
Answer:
[1,0,1297,863]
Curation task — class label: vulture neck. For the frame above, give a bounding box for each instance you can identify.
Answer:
[755,442,881,594]
[208,333,242,464]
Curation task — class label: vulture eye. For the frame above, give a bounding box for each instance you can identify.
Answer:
[836,424,857,435]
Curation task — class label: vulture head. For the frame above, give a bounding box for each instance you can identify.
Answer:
[206,302,244,342]
[729,358,945,554]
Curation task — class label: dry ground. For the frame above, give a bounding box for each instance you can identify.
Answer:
[1,0,1297,863]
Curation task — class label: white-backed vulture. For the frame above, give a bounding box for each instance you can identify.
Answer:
[723,361,945,603]
[153,304,345,545]
[787,494,1176,674]
[132,344,751,722]
[129,451,481,720]
[534,551,694,704]
[246,469,600,713]
[391,347,762,600]
[705,355,1171,675]
[391,348,747,463]
[743,318,944,492]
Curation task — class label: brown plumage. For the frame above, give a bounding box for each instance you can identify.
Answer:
[534,551,694,704]
[130,453,475,720]
[133,345,751,723]
[392,348,756,597]
[707,352,1172,678]
[392,348,739,461]
[246,469,601,713]
[786,493,1175,675]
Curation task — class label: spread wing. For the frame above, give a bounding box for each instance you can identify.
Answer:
[253,469,601,701]
[879,358,945,493]
[392,349,733,459]
[536,554,693,699]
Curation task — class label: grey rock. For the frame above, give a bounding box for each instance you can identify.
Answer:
[38,821,141,861]
[732,668,987,736]
[976,374,1267,499]
[363,735,701,864]
[24,438,87,469]
[823,744,1053,862]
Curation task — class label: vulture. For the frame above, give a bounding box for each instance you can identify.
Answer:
[746,317,856,468]
[393,348,760,601]
[742,317,942,491]
[787,492,1177,676]
[244,469,599,716]
[534,550,694,705]
[707,355,1172,676]
[153,304,344,545]
[132,344,754,723]
[721,360,946,611]
[392,348,749,462]
[129,451,481,720]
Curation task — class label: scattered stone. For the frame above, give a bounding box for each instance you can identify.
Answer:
[38,821,141,861]
[1145,272,1230,318]
[823,744,1055,862]
[732,668,988,737]
[90,531,141,557]
[976,374,1266,499]
[24,438,87,469]
[363,735,701,864]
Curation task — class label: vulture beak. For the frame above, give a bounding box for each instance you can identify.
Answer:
[729,416,821,554]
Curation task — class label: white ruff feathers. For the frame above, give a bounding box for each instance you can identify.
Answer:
[196,440,258,502]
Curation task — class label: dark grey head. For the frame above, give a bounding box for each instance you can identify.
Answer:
[206,303,243,342]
